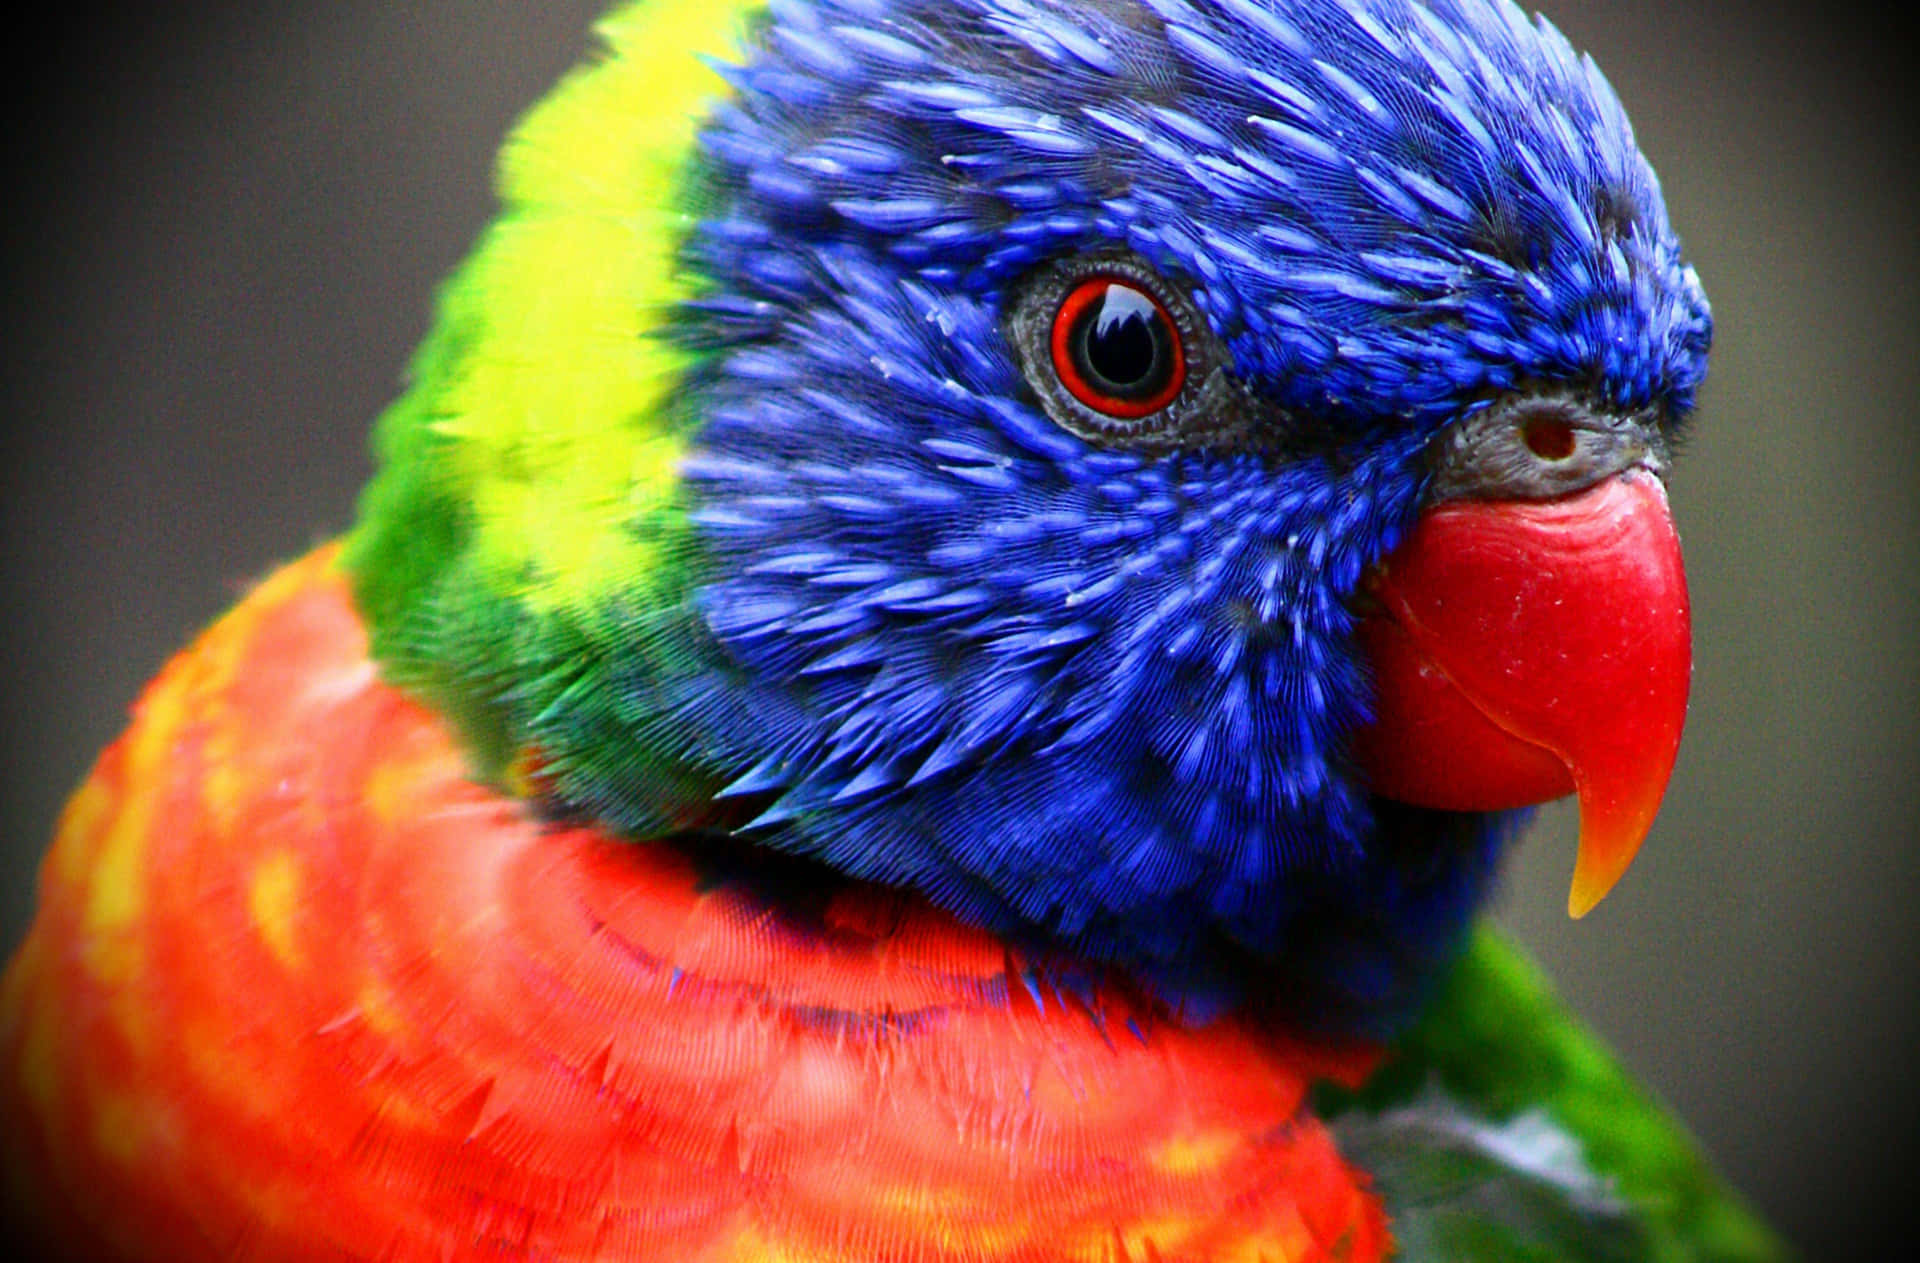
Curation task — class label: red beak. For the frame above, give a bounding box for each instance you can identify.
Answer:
[1351,469,1691,916]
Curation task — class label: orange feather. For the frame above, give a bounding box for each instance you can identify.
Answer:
[2,547,1389,1261]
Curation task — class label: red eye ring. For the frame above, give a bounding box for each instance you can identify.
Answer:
[1049,276,1187,419]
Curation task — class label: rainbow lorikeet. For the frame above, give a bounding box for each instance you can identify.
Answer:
[2,0,1787,1259]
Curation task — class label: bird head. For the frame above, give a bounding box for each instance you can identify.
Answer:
[349,0,1710,1020]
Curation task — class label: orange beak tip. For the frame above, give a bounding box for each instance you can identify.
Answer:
[1567,861,1611,919]
[1566,779,1671,918]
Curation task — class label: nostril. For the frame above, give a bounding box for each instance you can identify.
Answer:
[1522,415,1578,461]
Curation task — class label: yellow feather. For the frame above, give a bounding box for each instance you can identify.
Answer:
[418,0,759,615]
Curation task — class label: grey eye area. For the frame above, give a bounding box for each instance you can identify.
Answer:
[1006,251,1230,448]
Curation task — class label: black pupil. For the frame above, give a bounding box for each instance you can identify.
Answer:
[1073,284,1171,398]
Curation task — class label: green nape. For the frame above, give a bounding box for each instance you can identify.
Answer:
[344,0,761,789]
[1319,927,1791,1263]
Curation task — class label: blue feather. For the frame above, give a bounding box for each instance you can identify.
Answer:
[554,0,1712,1028]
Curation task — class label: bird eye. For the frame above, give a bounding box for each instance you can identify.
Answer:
[1050,278,1185,418]
[1008,252,1220,447]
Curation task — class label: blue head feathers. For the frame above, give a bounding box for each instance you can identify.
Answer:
[563,0,1711,1021]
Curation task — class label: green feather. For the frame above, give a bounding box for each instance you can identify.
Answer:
[1321,928,1791,1262]
[345,0,759,787]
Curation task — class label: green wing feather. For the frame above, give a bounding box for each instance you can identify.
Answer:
[1322,928,1791,1262]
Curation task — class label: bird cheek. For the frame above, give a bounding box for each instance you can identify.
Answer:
[1350,469,1692,918]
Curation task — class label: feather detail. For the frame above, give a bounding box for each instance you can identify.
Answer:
[2,547,1389,1262]
[331,0,1712,1011]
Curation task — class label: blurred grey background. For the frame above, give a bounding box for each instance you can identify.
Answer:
[3,3,1914,1257]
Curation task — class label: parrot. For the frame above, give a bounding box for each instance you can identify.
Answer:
[1,0,1790,1259]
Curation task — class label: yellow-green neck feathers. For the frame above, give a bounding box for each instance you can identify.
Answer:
[348,0,757,630]
[343,0,761,785]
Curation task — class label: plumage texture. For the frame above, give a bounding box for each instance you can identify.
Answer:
[349,0,1709,1012]
[1,0,1787,1259]
[0,555,1779,1259]
[1323,934,1787,1261]
[3,548,1391,1260]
